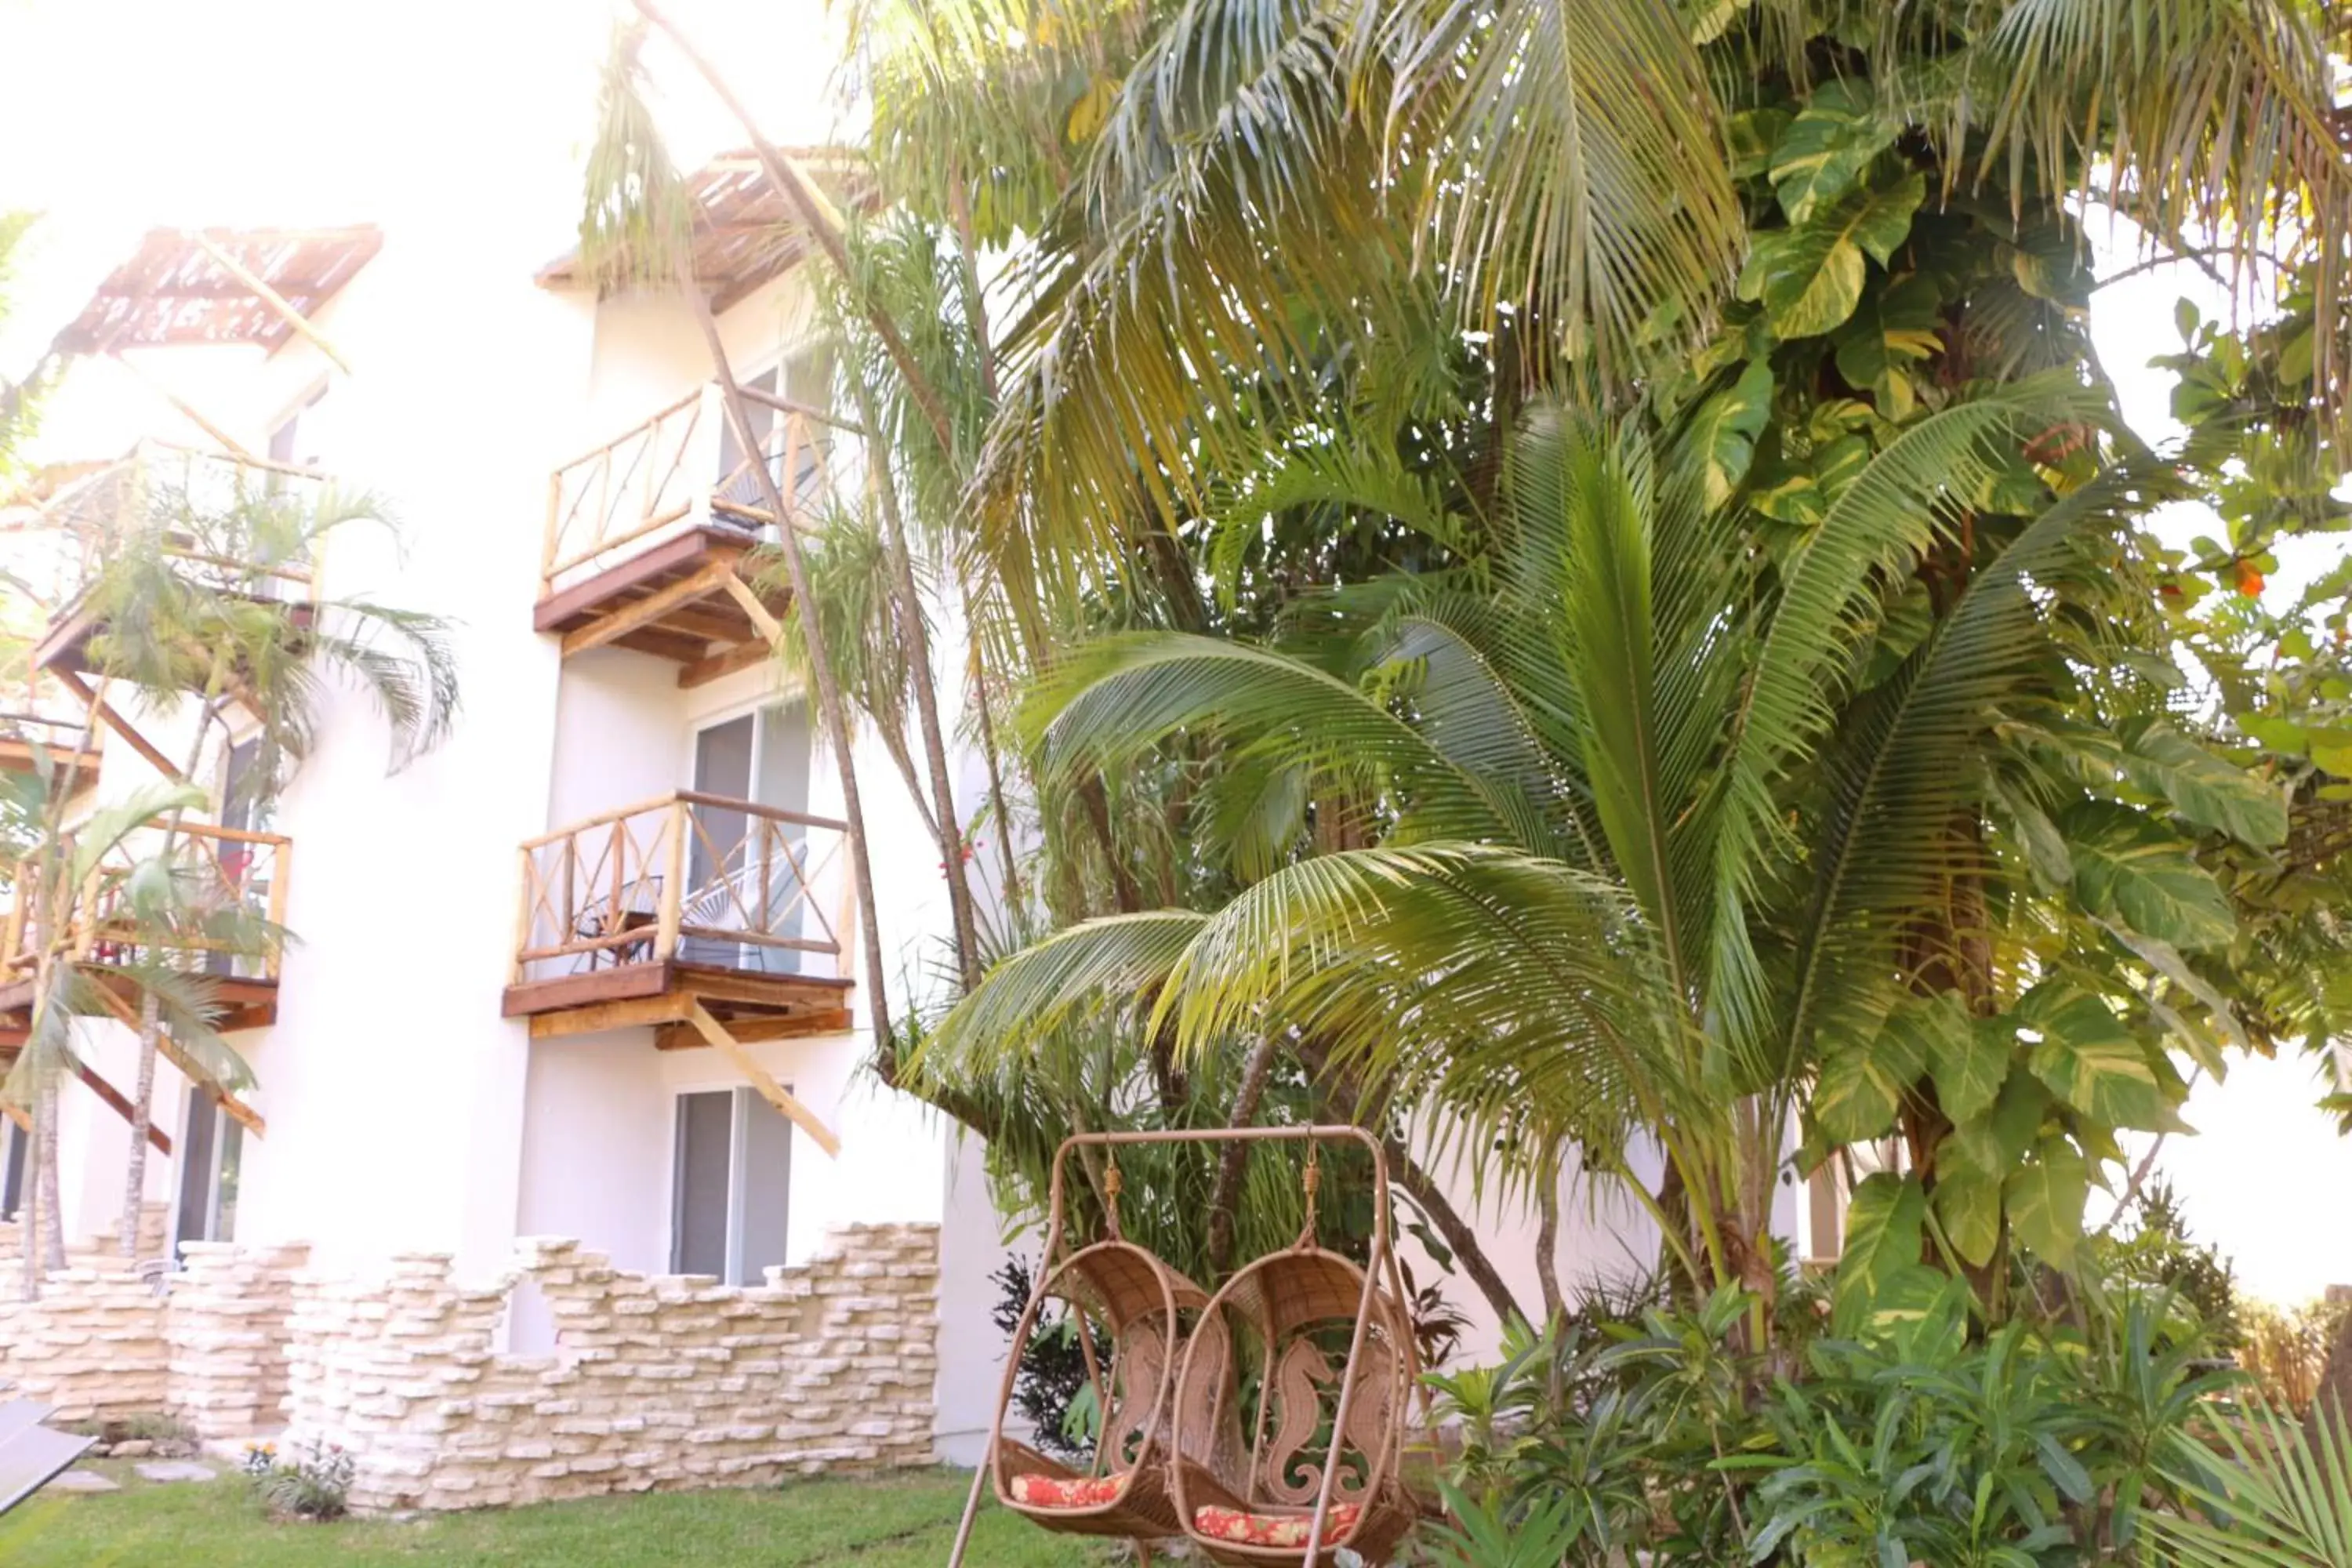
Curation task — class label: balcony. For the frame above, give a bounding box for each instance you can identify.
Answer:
[503,790,855,1048]
[0,701,103,795]
[0,818,292,1039]
[533,382,827,685]
[29,441,326,687]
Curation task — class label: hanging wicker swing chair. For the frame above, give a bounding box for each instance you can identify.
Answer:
[950,1142,1225,1563]
[1169,1131,1422,1566]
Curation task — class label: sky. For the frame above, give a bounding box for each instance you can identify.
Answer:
[0,0,2346,1302]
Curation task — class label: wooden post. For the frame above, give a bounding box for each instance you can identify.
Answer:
[512,846,537,986]
[757,822,774,939]
[691,381,724,529]
[832,848,858,985]
[656,798,688,964]
[542,469,564,593]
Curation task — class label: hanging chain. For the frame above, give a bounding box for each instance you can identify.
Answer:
[1102,1148,1124,1241]
[1298,1138,1322,1248]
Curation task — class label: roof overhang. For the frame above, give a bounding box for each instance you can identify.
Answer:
[52,226,383,356]
[537,149,874,312]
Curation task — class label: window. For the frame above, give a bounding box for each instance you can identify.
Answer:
[267,387,327,469]
[173,1087,243,1258]
[0,1120,25,1221]
[670,1087,793,1285]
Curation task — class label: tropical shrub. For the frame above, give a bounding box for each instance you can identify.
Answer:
[989,1254,1107,1461]
[1426,1283,2238,1567]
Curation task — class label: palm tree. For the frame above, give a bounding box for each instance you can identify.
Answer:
[74,466,458,1258]
[844,0,2350,582]
[0,740,257,1294]
[922,387,2296,1330]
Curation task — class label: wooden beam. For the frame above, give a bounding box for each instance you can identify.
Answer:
[107,354,256,459]
[718,572,788,649]
[49,670,183,782]
[677,640,771,689]
[184,231,355,374]
[0,1100,29,1134]
[683,1001,840,1157]
[558,557,737,658]
[74,1063,171,1155]
[655,1007,851,1051]
[534,527,748,632]
[525,993,693,1039]
[92,986,265,1139]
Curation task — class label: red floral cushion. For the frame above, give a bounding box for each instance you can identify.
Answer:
[1192,1502,1362,1547]
[1011,1472,1127,1509]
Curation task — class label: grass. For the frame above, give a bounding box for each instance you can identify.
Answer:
[0,1463,1101,1566]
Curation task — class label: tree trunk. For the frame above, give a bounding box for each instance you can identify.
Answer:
[846,372,981,990]
[122,682,223,1258]
[19,1109,41,1301]
[2313,1294,2352,1439]
[630,0,960,463]
[36,1082,65,1276]
[963,601,1022,909]
[119,991,162,1259]
[1535,1163,1566,1325]
[1205,1034,1283,1275]
[682,278,893,1052]
[1387,1137,1525,1330]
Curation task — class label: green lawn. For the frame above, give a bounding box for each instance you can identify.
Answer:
[0,1464,1101,1566]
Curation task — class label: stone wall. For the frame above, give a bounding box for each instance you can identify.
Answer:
[280,1222,940,1513]
[168,1241,310,1443]
[0,1208,175,1424]
[0,1222,941,1511]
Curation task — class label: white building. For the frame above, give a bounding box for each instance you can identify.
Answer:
[0,23,1787,1505]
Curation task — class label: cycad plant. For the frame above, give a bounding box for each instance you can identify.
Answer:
[73,466,457,1258]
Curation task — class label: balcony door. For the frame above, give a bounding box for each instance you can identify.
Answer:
[208,736,272,980]
[172,1085,242,1261]
[712,350,832,527]
[684,704,812,971]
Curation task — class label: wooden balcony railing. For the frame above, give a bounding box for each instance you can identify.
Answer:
[4,819,292,984]
[32,441,327,611]
[512,791,852,988]
[540,382,834,595]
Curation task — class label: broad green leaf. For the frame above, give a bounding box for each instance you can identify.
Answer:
[1833,274,1943,416]
[2005,1138,2090,1269]
[1724,107,1790,177]
[1815,997,1944,1142]
[1949,1067,2051,1177]
[1928,1006,2012,1123]
[1813,1045,1902,1143]
[1739,173,1926,338]
[2117,716,2288,847]
[1933,1164,2003,1268]
[1834,1172,1927,1332]
[2063,801,2237,950]
[1992,776,2074,891]
[1685,358,1775,506]
[1769,81,1895,224]
[2021,985,2178,1131]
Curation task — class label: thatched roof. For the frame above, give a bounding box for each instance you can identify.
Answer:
[536,149,875,311]
[53,227,382,355]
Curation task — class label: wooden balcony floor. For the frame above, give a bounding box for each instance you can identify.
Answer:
[534,526,791,686]
[0,971,279,1036]
[502,960,854,1048]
